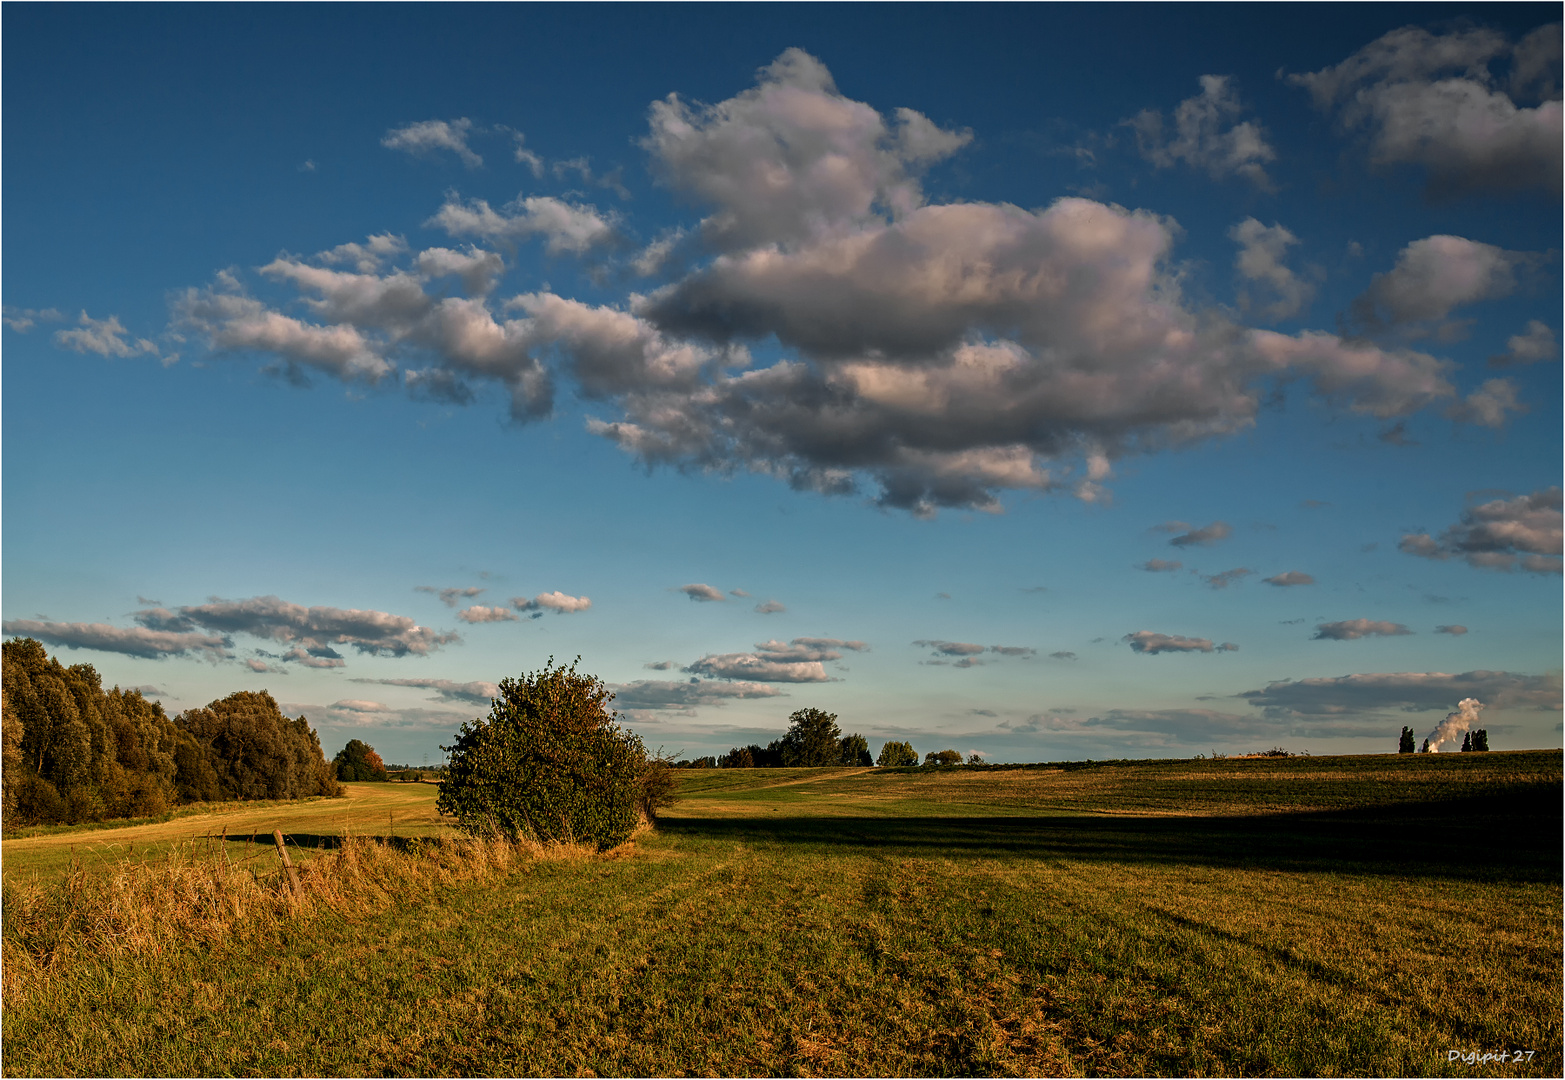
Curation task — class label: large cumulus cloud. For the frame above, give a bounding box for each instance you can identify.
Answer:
[164,49,1491,517]
[1400,487,1563,574]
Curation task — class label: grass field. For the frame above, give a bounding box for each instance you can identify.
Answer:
[3,751,1560,1076]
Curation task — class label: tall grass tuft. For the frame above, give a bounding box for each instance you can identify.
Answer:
[1,828,632,1006]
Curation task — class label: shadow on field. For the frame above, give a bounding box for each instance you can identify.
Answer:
[660,790,1561,882]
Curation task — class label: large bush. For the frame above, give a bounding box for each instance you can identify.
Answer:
[436,658,672,850]
[334,739,389,782]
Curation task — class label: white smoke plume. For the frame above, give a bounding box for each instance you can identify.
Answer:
[1426,697,1483,752]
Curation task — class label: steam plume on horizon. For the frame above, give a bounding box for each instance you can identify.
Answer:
[1427,697,1483,752]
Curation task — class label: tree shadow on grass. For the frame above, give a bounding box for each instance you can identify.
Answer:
[659,790,1561,882]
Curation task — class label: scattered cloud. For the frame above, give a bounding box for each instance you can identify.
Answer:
[430,194,619,255]
[512,591,592,616]
[281,646,346,669]
[914,639,985,657]
[608,678,786,717]
[1168,521,1233,548]
[417,585,485,607]
[1312,619,1413,640]
[685,636,866,683]
[1300,499,1331,509]
[2,306,64,332]
[677,583,727,603]
[0,618,231,661]
[643,660,678,671]
[1399,487,1562,574]
[1446,377,1524,429]
[754,600,787,614]
[1263,571,1315,586]
[382,118,483,168]
[1230,218,1314,320]
[1347,235,1529,338]
[1241,669,1562,718]
[1123,631,1238,655]
[54,311,159,359]
[128,595,459,660]
[350,677,500,705]
[1435,624,1469,635]
[1290,24,1562,197]
[1049,651,1078,661]
[1489,320,1557,367]
[1140,558,1183,572]
[1201,567,1252,589]
[457,605,519,624]
[729,588,751,598]
[1129,75,1276,188]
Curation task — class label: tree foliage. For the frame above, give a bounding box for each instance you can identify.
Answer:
[1,638,339,827]
[1399,726,1416,753]
[924,749,963,766]
[877,740,918,767]
[334,739,389,782]
[436,658,673,849]
[838,733,872,767]
[777,708,843,767]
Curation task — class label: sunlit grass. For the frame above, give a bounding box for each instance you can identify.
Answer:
[3,753,1558,1076]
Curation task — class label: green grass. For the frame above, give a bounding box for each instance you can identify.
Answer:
[3,752,1560,1076]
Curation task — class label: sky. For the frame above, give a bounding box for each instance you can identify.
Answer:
[3,4,1560,766]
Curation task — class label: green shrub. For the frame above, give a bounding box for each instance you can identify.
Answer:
[436,658,671,850]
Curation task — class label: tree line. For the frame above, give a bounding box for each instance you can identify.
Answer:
[716,710,968,769]
[2,637,340,827]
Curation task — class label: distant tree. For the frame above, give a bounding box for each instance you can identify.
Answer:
[838,733,872,766]
[1460,731,1472,752]
[877,740,918,767]
[334,739,389,782]
[1471,729,1490,751]
[924,749,962,766]
[1420,738,1430,753]
[777,708,843,767]
[436,658,673,848]
[967,752,985,765]
[719,746,755,768]
[178,691,340,801]
[1399,726,1416,753]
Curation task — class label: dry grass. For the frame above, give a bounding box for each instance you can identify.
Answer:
[1,824,639,1008]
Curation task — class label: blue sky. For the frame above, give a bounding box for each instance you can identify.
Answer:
[4,5,1560,765]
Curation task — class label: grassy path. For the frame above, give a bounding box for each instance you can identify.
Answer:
[3,754,1560,1076]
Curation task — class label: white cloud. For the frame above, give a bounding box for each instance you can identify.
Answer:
[608,678,786,715]
[914,639,985,657]
[1489,320,1557,366]
[1168,521,1232,548]
[54,311,159,359]
[457,605,519,623]
[1130,75,1276,189]
[1229,218,1314,321]
[429,194,618,255]
[754,600,786,614]
[1263,571,1315,586]
[1446,377,1523,429]
[174,282,393,383]
[512,591,592,616]
[382,118,483,168]
[1123,631,1238,654]
[1348,235,1527,336]
[1435,624,1469,636]
[281,646,346,669]
[0,619,230,661]
[1290,24,1562,196]
[351,677,500,704]
[642,47,970,251]
[1312,619,1413,641]
[685,636,867,683]
[1140,559,1183,572]
[416,585,485,608]
[133,595,459,659]
[3,306,64,332]
[1399,487,1562,574]
[678,583,726,602]
[1200,567,1252,589]
[1241,669,1561,717]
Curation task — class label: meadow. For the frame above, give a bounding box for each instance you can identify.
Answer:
[2,751,1559,1077]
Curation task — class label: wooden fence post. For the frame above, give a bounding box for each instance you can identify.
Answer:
[273,829,302,895]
